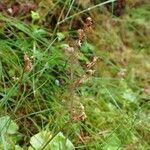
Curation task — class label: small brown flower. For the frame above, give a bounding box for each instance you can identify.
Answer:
[71,108,78,122]
[77,29,85,47]
[78,112,87,121]
[86,69,95,75]
[71,103,87,122]
[7,8,13,14]
[86,17,93,27]
[65,46,74,53]
[78,29,85,41]
[24,53,32,72]
[77,39,82,47]
[78,131,90,144]
[84,17,93,30]
[78,75,87,84]
[86,56,98,68]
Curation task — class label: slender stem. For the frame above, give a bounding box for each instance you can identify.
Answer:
[17,69,25,101]
[65,0,75,19]
[58,0,116,25]
[33,41,36,97]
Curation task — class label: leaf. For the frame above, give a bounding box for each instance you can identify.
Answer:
[15,145,24,150]
[0,116,18,134]
[80,42,94,53]
[57,32,65,41]
[103,134,121,150]
[79,53,89,63]
[31,11,40,20]
[60,44,69,49]
[122,89,136,102]
[30,131,74,150]
[30,131,51,150]
[28,146,34,150]
[0,116,19,149]
[49,132,74,150]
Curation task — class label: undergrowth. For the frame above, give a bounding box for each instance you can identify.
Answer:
[0,0,150,149]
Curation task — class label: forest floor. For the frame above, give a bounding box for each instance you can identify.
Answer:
[0,0,150,149]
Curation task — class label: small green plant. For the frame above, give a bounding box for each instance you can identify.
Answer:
[0,116,21,149]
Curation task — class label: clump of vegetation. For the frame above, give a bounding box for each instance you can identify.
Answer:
[0,0,149,149]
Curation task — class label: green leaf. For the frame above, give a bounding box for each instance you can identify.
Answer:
[31,11,40,20]
[122,89,136,102]
[79,53,89,63]
[28,146,34,150]
[30,131,51,149]
[57,32,65,41]
[15,145,24,150]
[30,131,74,150]
[0,116,18,134]
[103,134,121,150]
[0,116,19,149]
[80,42,94,53]
[49,132,74,150]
